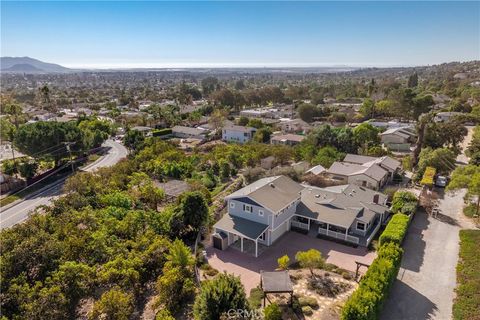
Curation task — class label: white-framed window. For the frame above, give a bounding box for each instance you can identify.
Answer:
[243,204,252,213]
[357,222,366,231]
[259,209,264,217]
[230,202,235,209]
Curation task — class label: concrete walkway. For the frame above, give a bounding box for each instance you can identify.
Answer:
[381,189,476,320]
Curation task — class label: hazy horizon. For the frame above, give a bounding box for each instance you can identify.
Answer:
[2,1,479,68]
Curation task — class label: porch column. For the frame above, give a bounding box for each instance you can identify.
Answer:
[255,239,258,257]
[307,218,311,229]
[345,227,348,240]
[241,237,244,252]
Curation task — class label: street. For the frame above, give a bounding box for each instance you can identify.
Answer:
[0,139,127,229]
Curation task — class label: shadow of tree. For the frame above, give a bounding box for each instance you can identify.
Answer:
[400,211,429,273]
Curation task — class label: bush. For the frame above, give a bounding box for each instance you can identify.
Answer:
[264,303,282,320]
[248,287,263,309]
[379,214,410,246]
[193,273,249,320]
[152,128,172,137]
[391,191,418,215]
[341,243,403,320]
[277,255,290,270]
[453,230,480,320]
[301,306,313,316]
[298,296,319,309]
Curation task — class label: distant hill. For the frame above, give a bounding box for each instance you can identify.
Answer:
[0,57,70,73]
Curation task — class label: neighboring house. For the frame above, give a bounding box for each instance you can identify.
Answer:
[131,126,153,136]
[222,125,257,144]
[380,127,417,151]
[434,112,462,123]
[278,119,311,134]
[380,127,416,145]
[321,154,401,190]
[172,125,208,140]
[342,154,401,179]
[324,162,389,190]
[271,134,305,146]
[212,175,389,256]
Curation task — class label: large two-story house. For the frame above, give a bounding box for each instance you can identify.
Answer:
[212,175,389,257]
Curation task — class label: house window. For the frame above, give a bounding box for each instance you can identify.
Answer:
[230,202,235,209]
[357,222,366,231]
[243,204,252,213]
[259,210,264,217]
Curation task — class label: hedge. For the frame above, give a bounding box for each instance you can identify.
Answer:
[341,243,403,320]
[453,230,480,320]
[391,191,418,215]
[379,214,410,246]
[152,128,172,137]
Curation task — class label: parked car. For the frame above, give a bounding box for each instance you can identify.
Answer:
[435,176,448,188]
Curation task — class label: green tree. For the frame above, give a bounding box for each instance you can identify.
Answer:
[295,249,325,276]
[353,123,380,149]
[177,191,209,231]
[447,165,480,216]
[156,266,195,312]
[123,129,145,153]
[193,273,248,320]
[407,72,418,88]
[17,160,38,180]
[165,239,195,272]
[359,98,375,119]
[297,103,317,123]
[89,288,134,320]
[253,127,272,143]
[312,146,344,168]
[237,116,249,126]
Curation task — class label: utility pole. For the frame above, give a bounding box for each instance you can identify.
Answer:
[66,143,74,173]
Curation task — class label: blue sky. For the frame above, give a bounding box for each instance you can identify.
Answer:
[1,1,479,68]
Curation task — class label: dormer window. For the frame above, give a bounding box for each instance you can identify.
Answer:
[243,204,252,213]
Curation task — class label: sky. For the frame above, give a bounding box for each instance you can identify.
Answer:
[1,1,479,68]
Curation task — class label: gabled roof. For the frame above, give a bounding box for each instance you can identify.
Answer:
[223,125,256,133]
[343,154,401,173]
[297,184,388,227]
[327,162,388,182]
[226,176,303,212]
[271,134,305,143]
[380,127,415,139]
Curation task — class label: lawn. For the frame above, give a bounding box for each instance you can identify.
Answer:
[453,229,480,320]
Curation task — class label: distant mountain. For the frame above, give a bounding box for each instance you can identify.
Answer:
[0,57,70,73]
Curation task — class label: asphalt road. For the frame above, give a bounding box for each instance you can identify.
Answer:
[0,139,127,229]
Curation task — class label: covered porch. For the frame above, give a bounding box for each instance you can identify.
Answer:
[290,215,361,245]
[213,214,269,257]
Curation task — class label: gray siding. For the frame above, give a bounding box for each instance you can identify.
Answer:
[272,198,300,229]
[227,199,272,225]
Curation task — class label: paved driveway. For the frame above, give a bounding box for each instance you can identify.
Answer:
[206,231,376,294]
[381,189,477,320]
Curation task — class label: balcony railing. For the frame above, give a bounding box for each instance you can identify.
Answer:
[291,220,309,230]
[318,228,360,244]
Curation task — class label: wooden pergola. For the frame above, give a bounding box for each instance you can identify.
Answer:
[260,271,294,307]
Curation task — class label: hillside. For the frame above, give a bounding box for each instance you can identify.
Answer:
[0,56,70,73]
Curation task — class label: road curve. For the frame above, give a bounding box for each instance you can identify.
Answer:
[0,139,127,229]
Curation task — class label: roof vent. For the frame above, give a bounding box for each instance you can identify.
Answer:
[349,193,353,196]
[315,194,320,198]
[269,183,275,188]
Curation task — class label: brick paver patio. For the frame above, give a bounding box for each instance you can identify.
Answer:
[206,231,376,294]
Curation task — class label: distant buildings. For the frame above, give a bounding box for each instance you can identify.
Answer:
[172,125,209,140]
[434,112,463,123]
[222,125,257,144]
[271,134,305,146]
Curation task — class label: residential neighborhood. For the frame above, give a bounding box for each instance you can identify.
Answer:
[1,1,479,320]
